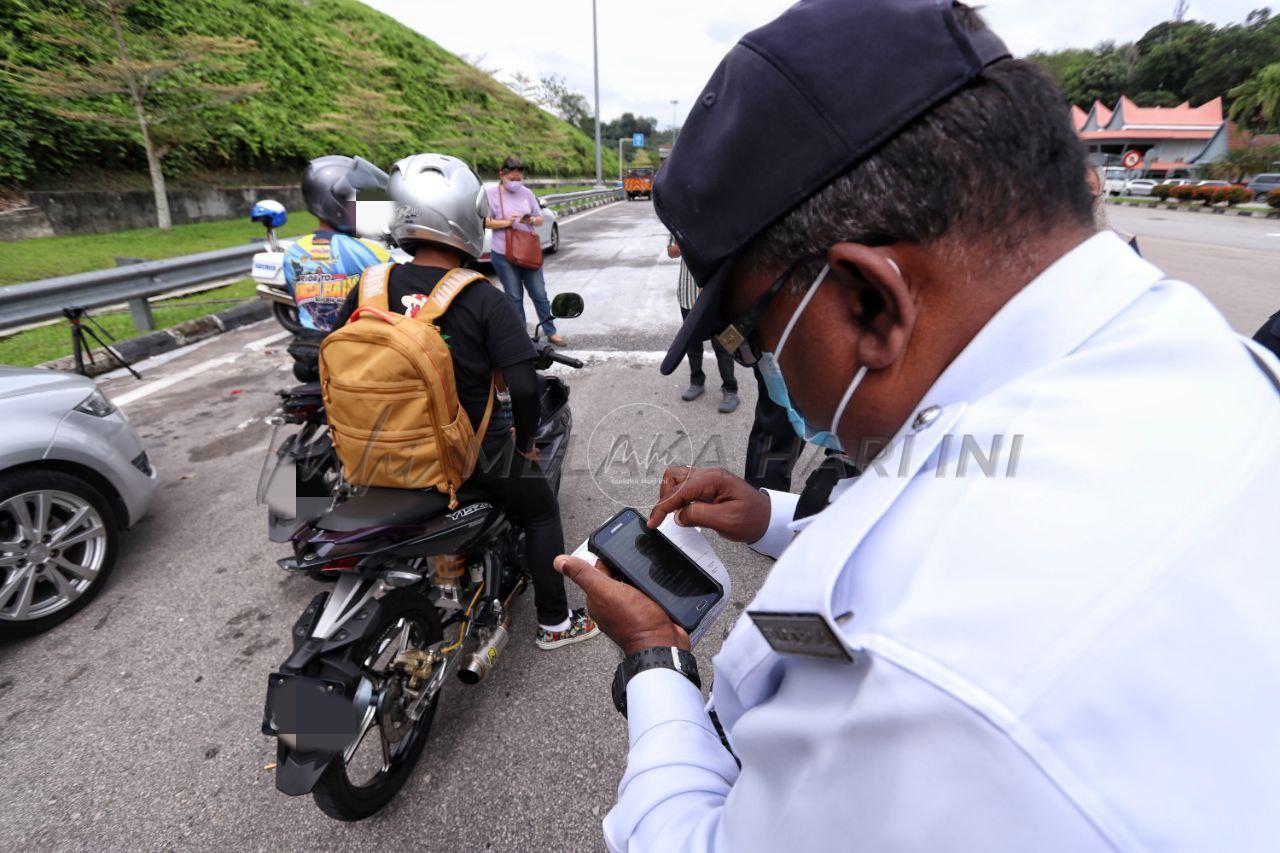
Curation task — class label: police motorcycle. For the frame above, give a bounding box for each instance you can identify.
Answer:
[248,199,303,334]
[261,292,585,821]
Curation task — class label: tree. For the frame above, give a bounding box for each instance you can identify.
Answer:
[602,112,659,144]
[1187,22,1280,106]
[1200,144,1280,181]
[2,0,262,228]
[1129,21,1214,98]
[536,73,592,134]
[631,148,653,168]
[1058,44,1133,107]
[1230,62,1280,133]
[507,71,538,100]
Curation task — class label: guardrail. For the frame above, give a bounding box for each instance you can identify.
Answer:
[539,187,624,215]
[0,188,628,336]
[0,243,260,334]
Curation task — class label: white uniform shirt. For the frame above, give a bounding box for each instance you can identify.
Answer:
[605,233,1280,852]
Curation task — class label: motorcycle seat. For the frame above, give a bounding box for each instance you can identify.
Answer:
[283,381,322,397]
[314,483,492,533]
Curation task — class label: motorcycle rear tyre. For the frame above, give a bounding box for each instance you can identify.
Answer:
[311,593,443,821]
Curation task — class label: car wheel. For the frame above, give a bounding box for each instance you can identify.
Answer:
[546,224,560,255]
[0,469,119,638]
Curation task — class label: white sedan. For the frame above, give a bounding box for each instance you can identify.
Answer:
[1124,179,1158,196]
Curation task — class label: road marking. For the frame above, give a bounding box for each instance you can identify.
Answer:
[559,203,619,226]
[109,353,242,408]
[96,335,221,381]
[244,329,290,351]
[236,416,259,431]
[1267,233,1280,238]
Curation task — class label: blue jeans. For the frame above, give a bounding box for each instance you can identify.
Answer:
[491,252,556,336]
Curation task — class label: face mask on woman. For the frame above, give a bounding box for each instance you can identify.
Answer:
[503,176,523,190]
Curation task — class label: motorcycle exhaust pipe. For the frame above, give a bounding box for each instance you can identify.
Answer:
[457,577,526,685]
[456,620,509,685]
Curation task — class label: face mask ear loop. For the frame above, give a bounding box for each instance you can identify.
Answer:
[775,264,830,359]
[827,256,897,437]
[829,365,868,441]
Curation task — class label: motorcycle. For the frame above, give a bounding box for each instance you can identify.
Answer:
[261,293,586,821]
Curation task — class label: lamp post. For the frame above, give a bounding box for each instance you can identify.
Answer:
[671,99,679,143]
[592,0,603,187]
[618,137,634,184]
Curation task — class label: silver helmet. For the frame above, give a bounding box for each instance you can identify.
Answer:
[387,154,489,260]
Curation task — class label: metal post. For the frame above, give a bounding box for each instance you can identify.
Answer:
[592,0,603,187]
[619,138,624,184]
[671,100,678,143]
[127,297,155,333]
[114,256,154,333]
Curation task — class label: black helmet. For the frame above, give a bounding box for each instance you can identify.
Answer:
[301,155,389,234]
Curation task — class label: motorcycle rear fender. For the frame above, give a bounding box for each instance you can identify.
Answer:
[274,742,331,797]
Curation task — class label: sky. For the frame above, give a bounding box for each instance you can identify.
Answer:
[360,1,1271,130]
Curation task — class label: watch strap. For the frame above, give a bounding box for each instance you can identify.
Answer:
[612,646,701,717]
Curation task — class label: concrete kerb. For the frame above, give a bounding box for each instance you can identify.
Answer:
[36,300,269,376]
[1106,198,1280,218]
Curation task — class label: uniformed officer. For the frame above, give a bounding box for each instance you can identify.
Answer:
[554,1,1280,851]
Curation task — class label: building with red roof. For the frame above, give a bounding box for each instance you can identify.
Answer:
[1076,96,1228,177]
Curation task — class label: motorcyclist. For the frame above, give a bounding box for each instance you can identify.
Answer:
[287,155,392,335]
[334,153,599,650]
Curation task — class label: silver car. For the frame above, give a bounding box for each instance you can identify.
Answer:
[0,367,157,637]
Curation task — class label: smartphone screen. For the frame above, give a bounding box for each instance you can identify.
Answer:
[590,509,723,632]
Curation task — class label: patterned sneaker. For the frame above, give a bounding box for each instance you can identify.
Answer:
[536,607,601,650]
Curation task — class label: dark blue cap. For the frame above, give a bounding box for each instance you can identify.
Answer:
[654,0,1010,374]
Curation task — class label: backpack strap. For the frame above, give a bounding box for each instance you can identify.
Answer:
[416,268,490,324]
[355,262,394,312]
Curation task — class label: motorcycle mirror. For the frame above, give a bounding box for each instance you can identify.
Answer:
[550,292,584,319]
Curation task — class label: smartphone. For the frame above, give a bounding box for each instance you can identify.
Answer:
[588,508,724,633]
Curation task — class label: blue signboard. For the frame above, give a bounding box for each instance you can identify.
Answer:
[633,132,646,148]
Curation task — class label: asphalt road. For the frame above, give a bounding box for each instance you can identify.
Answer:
[0,200,784,851]
[1106,203,1278,333]
[2,200,1275,851]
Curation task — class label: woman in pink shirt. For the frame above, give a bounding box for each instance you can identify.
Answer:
[485,157,564,345]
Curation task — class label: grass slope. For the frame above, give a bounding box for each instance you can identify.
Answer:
[0,0,619,186]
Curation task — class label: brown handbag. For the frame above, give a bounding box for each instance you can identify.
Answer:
[498,186,543,270]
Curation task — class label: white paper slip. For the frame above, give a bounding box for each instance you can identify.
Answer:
[571,516,732,648]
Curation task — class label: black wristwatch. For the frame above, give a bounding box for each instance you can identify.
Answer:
[612,646,701,717]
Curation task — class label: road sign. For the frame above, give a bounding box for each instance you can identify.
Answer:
[1122,150,1143,169]
[633,133,646,148]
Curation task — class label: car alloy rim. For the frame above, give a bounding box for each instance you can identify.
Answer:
[0,490,108,622]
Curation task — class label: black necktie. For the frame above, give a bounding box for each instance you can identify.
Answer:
[794,453,859,521]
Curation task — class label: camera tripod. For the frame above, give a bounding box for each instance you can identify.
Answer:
[64,306,141,379]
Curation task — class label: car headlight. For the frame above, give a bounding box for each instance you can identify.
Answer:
[74,388,118,418]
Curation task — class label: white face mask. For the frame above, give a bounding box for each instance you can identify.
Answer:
[503,177,523,190]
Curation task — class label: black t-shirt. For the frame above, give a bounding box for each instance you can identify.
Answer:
[336,265,535,440]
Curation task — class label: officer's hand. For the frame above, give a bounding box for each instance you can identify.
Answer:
[648,466,771,543]
[554,555,690,655]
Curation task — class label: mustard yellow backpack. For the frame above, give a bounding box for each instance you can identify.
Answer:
[319,263,494,507]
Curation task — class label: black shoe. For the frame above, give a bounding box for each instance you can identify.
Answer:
[681,384,706,402]
[718,391,740,414]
